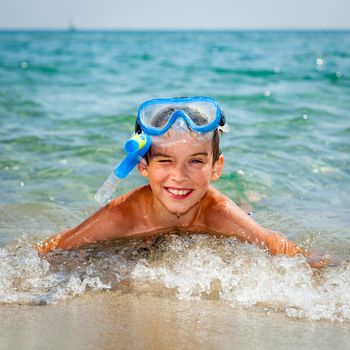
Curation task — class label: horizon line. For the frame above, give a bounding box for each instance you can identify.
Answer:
[1,27,350,32]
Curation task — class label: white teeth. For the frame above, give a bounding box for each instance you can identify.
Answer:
[167,188,191,196]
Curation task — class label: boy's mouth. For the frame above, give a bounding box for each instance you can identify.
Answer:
[165,187,193,199]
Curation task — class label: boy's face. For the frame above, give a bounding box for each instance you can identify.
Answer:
[138,133,224,218]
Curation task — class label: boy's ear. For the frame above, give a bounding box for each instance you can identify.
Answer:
[137,160,149,178]
[211,155,224,182]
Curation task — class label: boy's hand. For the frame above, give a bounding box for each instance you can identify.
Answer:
[37,243,48,256]
[305,252,342,268]
[36,234,63,256]
[36,241,51,256]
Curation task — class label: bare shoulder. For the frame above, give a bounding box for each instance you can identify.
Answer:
[107,185,151,220]
[199,186,255,234]
[201,186,239,217]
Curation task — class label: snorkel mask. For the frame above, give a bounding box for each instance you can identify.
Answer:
[95,96,228,206]
[135,96,228,136]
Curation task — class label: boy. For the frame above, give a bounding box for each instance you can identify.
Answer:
[39,97,329,267]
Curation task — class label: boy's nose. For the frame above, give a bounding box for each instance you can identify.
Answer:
[170,163,188,182]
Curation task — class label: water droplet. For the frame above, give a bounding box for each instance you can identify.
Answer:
[336,72,342,78]
[273,66,280,74]
[21,61,28,69]
[20,181,24,187]
[316,58,324,66]
[264,89,271,97]
[302,114,308,120]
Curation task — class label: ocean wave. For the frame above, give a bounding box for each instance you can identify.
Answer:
[1,234,349,322]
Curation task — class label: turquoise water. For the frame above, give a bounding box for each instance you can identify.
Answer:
[0,31,350,320]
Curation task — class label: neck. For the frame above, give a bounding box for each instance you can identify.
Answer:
[150,196,201,229]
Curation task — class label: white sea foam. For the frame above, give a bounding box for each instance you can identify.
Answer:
[0,235,349,321]
[131,235,350,322]
[0,240,111,304]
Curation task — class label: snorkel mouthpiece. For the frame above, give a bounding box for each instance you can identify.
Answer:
[95,134,151,206]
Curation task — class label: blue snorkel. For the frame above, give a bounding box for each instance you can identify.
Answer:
[95,134,151,206]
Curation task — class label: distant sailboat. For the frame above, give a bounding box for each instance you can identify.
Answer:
[67,18,76,32]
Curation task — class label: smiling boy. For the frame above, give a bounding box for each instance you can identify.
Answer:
[39,97,329,267]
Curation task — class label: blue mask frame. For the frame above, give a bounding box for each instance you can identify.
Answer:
[134,96,226,136]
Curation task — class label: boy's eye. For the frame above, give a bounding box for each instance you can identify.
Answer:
[190,159,204,164]
[158,159,172,163]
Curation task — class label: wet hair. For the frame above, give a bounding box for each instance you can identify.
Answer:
[144,106,222,164]
[211,129,222,163]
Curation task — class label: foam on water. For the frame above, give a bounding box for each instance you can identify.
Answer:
[1,234,349,321]
[0,238,111,304]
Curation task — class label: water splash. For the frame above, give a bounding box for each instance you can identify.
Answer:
[0,234,349,321]
[0,239,111,305]
[131,235,350,322]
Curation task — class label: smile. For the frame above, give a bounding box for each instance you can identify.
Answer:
[165,187,193,199]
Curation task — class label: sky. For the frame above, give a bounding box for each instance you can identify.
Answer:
[0,0,349,30]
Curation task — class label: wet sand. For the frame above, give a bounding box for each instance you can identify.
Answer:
[1,292,349,350]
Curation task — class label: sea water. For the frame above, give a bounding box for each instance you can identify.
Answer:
[0,30,350,322]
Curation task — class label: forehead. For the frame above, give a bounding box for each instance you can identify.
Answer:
[151,135,212,156]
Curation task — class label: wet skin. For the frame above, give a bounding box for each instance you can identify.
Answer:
[39,135,335,268]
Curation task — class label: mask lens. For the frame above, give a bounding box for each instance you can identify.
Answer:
[184,101,217,125]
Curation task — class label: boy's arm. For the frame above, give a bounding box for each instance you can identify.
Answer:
[205,193,340,267]
[204,194,301,256]
[38,200,130,254]
[222,209,301,256]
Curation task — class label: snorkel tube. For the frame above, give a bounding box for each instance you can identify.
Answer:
[95,134,151,206]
